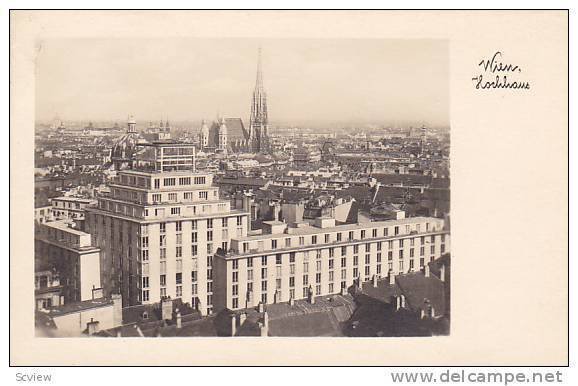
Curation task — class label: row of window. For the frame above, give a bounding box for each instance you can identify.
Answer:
[241,227,445,254]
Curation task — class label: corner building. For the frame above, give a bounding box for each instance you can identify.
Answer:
[86,142,249,315]
[213,217,450,312]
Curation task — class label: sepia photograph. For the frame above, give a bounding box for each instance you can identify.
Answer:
[9,9,569,368]
[33,37,450,338]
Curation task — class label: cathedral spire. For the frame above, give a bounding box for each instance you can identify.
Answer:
[255,46,263,90]
[249,47,269,153]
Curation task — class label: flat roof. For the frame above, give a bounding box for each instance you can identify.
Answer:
[234,216,443,241]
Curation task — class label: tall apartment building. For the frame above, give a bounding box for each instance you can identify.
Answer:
[85,141,250,315]
[213,216,450,312]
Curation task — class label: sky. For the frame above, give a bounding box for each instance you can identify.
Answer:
[35,38,449,128]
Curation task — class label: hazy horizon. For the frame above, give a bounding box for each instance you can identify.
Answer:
[35,38,449,127]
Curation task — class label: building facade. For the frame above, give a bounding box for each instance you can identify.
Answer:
[85,141,250,314]
[35,220,102,305]
[213,216,450,312]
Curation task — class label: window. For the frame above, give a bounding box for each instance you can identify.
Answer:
[160,223,166,234]
[303,262,309,273]
[337,232,342,242]
[312,235,317,245]
[261,293,267,304]
[348,231,354,240]
[377,253,382,262]
[276,278,282,290]
[399,261,404,271]
[247,257,253,268]
[237,216,243,226]
[179,177,191,185]
[176,273,182,285]
[207,282,213,293]
[353,256,359,266]
[207,269,213,280]
[152,193,161,203]
[303,275,309,285]
[353,245,359,254]
[233,272,239,283]
[315,273,321,284]
[199,191,208,200]
[207,219,213,229]
[142,277,149,288]
[154,179,160,189]
[341,246,347,255]
[141,250,149,261]
[141,236,149,248]
[289,252,295,263]
[232,260,239,270]
[325,234,330,243]
[168,193,177,202]
[271,239,277,250]
[361,230,366,239]
[341,257,346,268]
[261,267,267,279]
[431,245,435,254]
[285,238,291,247]
[176,286,182,298]
[399,250,404,258]
[247,269,253,281]
[329,259,334,269]
[341,269,346,280]
[328,271,334,282]
[207,255,213,267]
[289,276,295,287]
[232,298,239,309]
[176,221,182,232]
[316,261,322,271]
[261,256,267,265]
[365,254,370,264]
[164,178,176,186]
[192,220,198,230]
[191,245,198,256]
[329,248,335,258]
[176,246,182,258]
[184,192,193,201]
[142,290,149,302]
[191,271,197,282]
[261,280,268,291]
[276,254,282,265]
[410,248,414,258]
[399,239,404,248]
[160,235,166,247]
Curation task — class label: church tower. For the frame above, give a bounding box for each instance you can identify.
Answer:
[249,48,270,153]
[199,119,210,150]
[218,117,228,153]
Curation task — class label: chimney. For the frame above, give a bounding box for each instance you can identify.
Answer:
[372,275,378,288]
[259,322,268,337]
[421,309,426,319]
[357,276,363,290]
[425,264,430,277]
[230,314,237,336]
[396,296,401,311]
[239,312,247,325]
[87,318,100,335]
[400,294,406,308]
[431,307,436,318]
[308,285,315,304]
[263,312,269,329]
[161,297,173,320]
[175,309,182,329]
[257,302,265,313]
[134,325,145,337]
[440,264,446,282]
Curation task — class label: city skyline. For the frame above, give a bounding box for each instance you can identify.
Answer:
[35,38,449,127]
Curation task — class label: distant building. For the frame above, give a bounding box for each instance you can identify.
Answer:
[51,196,97,221]
[198,48,270,154]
